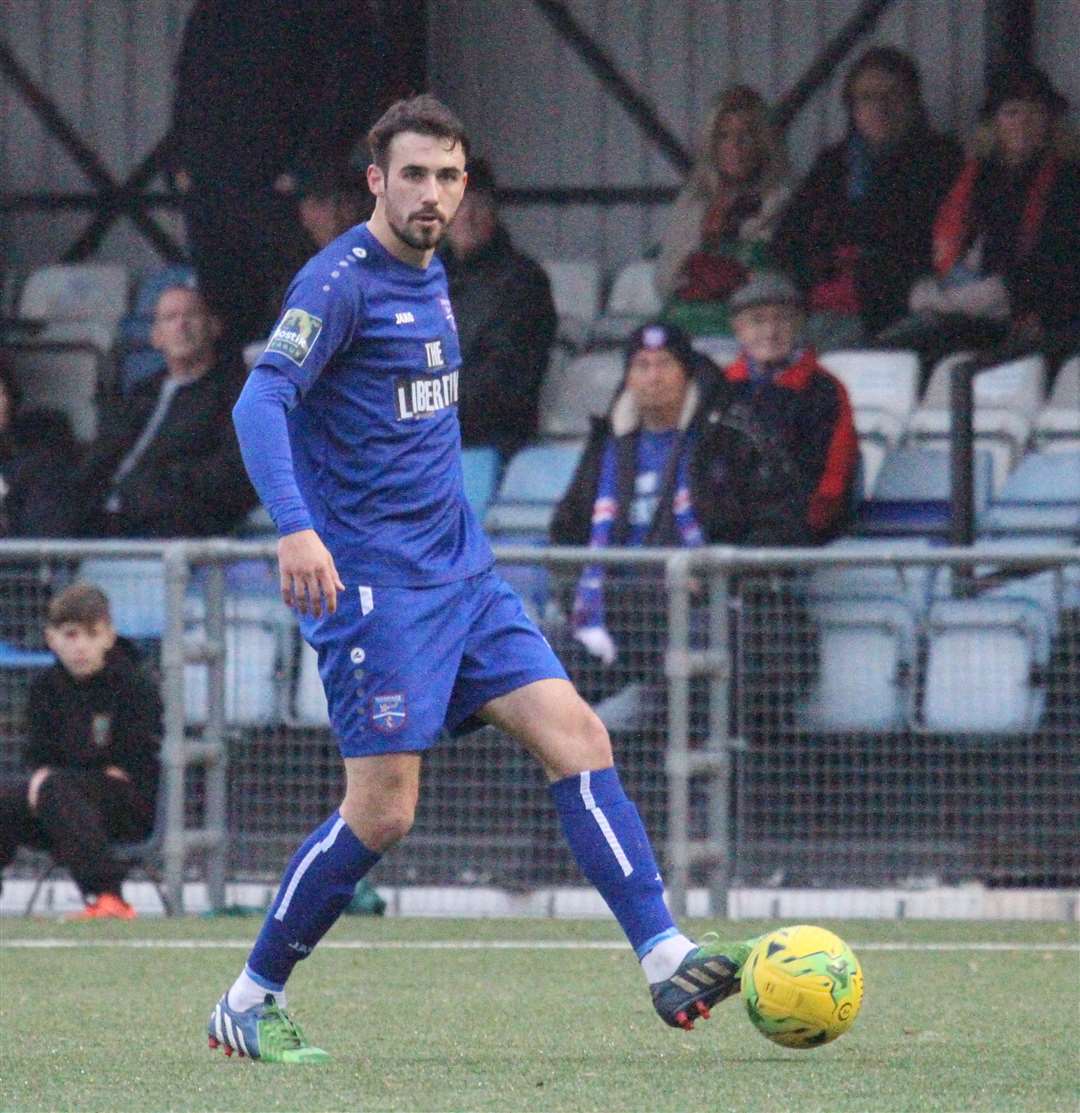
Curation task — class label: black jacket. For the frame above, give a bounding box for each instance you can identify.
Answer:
[550,370,811,549]
[171,0,384,189]
[0,409,79,538]
[440,225,557,457]
[775,128,962,333]
[969,154,1080,329]
[76,360,255,538]
[23,638,162,808]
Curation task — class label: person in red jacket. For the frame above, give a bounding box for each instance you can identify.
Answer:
[724,271,860,542]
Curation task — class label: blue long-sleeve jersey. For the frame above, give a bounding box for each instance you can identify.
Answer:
[232,223,493,587]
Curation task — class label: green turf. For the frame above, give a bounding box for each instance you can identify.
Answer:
[1,917,1077,1112]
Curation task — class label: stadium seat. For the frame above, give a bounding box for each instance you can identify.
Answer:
[798,598,917,731]
[980,451,1080,537]
[460,447,502,519]
[906,353,1047,492]
[484,439,585,538]
[690,335,740,367]
[921,598,1051,733]
[857,446,993,537]
[807,537,936,612]
[541,259,601,349]
[537,349,623,438]
[818,349,920,447]
[16,263,129,353]
[1033,355,1079,447]
[185,595,290,725]
[589,260,662,343]
[8,343,104,442]
[78,558,167,639]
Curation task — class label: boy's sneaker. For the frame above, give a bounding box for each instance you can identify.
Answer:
[207,993,330,1063]
[66,892,137,921]
[650,934,756,1030]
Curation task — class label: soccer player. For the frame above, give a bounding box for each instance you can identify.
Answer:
[213,94,755,1063]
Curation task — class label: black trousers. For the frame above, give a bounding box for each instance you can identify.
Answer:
[0,770,153,898]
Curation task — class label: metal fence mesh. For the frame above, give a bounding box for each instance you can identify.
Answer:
[1,545,1076,900]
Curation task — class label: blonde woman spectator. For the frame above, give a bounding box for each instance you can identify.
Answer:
[656,86,790,337]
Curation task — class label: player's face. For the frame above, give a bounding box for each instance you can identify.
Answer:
[369,132,467,256]
[732,303,803,364]
[151,287,221,369]
[45,619,116,679]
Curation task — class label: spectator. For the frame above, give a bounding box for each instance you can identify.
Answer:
[170,0,385,355]
[656,85,791,337]
[440,157,557,458]
[297,167,371,251]
[73,285,254,538]
[722,272,859,543]
[550,321,808,676]
[0,357,78,537]
[0,583,162,920]
[774,46,962,348]
[880,62,1079,378]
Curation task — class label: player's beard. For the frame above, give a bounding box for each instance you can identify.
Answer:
[388,208,446,252]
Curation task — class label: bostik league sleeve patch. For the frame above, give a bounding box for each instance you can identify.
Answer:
[370,692,407,734]
[266,308,324,367]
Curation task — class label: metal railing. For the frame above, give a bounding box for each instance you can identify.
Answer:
[0,539,1075,914]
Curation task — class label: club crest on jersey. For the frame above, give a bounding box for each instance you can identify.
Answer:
[438,296,457,332]
[394,370,459,420]
[266,308,323,367]
[370,692,407,733]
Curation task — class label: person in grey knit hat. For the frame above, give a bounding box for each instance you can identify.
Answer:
[727,270,803,316]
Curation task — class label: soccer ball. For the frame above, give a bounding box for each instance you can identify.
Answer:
[741,924,863,1049]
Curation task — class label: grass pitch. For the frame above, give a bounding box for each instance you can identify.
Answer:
[1,916,1077,1113]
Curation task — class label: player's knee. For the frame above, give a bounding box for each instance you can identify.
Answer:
[340,796,415,852]
[579,705,613,767]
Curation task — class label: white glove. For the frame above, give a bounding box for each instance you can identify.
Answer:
[574,625,618,666]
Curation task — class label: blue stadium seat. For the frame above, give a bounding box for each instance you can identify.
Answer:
[484,440,584,539]
[460,447,502,519]
[980,451,1080,537]
[857,447,993,536]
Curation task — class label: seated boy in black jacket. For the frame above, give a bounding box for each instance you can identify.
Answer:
[0,583,162,919]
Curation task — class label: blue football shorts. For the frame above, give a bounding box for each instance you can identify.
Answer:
[298,567,568,757]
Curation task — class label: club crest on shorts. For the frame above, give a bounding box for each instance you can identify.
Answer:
[370,692,407,734]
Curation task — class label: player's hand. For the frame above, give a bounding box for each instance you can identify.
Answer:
[278,529,345,617]
[573,625,618,666]
[104,766,130,782]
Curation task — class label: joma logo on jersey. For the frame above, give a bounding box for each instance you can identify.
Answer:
[395,311,415,325]
[394,370,459,420]
[424,340,445,368]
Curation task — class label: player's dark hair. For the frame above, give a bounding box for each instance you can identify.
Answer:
[46,583,112,629]
[367,94,469,171]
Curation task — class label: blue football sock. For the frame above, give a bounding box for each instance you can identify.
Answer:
[550,767,676,956]
[246,811,380,988]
